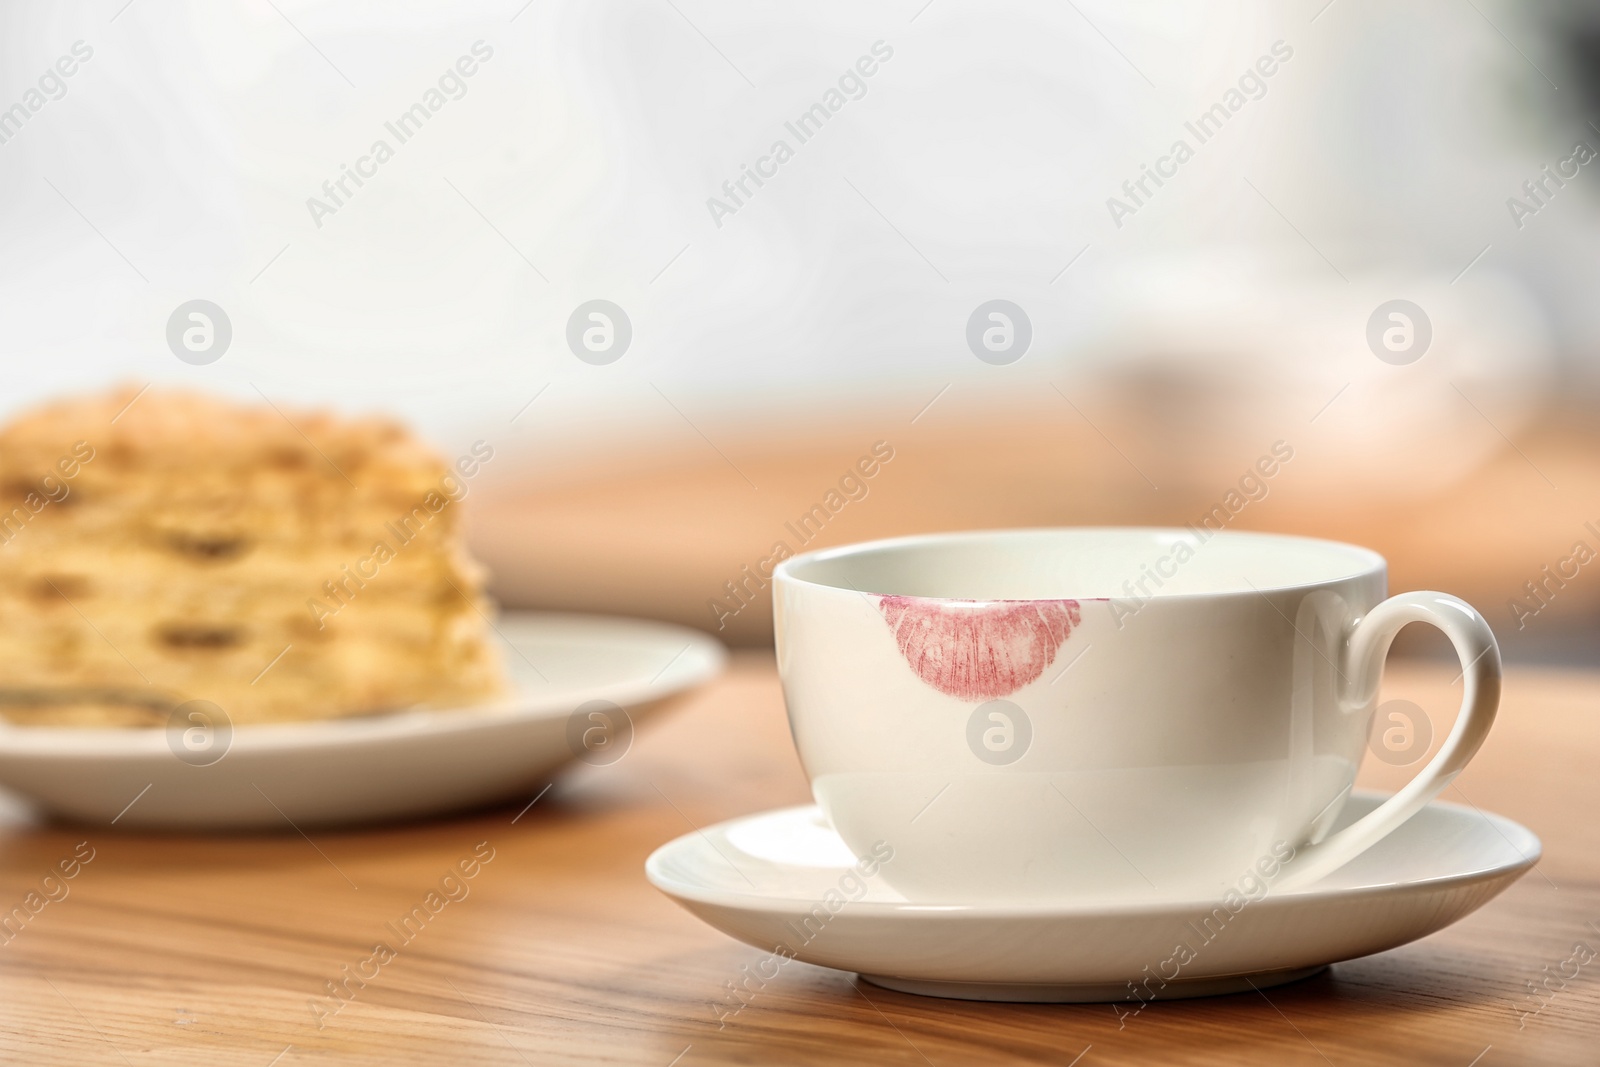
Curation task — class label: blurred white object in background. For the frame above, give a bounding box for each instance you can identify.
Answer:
[1078,247,1553,498]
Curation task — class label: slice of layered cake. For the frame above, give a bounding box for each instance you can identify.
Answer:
[0,387,506,726]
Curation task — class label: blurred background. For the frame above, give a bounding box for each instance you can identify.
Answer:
[1,0,1596,659]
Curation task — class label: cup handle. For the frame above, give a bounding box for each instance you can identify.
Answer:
[1275,591,1501,890]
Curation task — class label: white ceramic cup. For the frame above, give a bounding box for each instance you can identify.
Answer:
[773,528,1500,904]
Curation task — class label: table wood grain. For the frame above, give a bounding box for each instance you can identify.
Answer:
[472,406,1600,650]
[0,655,1592,1065]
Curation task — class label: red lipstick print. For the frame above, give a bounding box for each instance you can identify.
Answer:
[877,596,1081,701]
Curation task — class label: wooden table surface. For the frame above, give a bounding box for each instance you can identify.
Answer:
[0,654,1593,1066]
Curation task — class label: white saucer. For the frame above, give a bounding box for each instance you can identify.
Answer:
[646,792,1540,1002]
[0,613,725,830]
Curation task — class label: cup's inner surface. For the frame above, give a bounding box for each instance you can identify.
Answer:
[780,528,1382,600]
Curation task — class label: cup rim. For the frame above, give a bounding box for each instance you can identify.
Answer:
[772,526,1387,602]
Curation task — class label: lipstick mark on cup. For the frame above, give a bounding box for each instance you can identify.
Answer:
[877,596,1081,701]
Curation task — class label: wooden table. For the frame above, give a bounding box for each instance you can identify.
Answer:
[0,655,1592,1065]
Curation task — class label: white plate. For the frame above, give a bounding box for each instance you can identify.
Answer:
[646,792,1540,1002]
[0,613,725,829]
